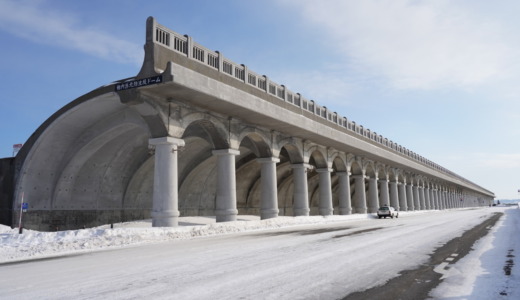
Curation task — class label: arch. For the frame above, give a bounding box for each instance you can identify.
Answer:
[13,92,163,229]
[364,160,377,178]
[237,128,272,158]
[375,163,388,180]
[350,158,363,176]
[307,145,328,169]
[330,152,347,172]
[53,123,149,209]
[181,115,229,149]
[277,138,304,164]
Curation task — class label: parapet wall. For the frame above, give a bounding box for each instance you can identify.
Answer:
[145,17,493,196]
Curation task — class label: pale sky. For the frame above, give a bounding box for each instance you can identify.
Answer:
[0,0,519,199]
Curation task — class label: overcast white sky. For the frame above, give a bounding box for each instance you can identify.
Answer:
[0,0,519,199]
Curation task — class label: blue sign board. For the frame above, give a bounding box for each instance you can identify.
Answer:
[22,203,28,210]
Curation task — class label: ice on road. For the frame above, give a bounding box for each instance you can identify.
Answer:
[0,207,518,299]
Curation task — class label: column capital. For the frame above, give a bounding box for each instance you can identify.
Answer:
[336,171,351,177]
[212,148,240,156]
[291,163,313,170]
[149,136,185,147]
[316,168,333,173]
[257,157,280,164]
[351,174,367,179]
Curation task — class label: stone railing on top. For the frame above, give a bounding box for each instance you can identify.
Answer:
[153,22,480,189]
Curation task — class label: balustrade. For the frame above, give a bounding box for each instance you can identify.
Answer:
[150,20,483,188]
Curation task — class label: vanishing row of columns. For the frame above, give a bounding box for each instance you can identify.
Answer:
[149,137,476,227]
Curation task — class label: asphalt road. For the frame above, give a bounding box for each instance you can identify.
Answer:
[0,209,503,299]
[343,212,503,300]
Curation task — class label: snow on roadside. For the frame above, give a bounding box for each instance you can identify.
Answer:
[1,214,379,263]
[429,207,520,299]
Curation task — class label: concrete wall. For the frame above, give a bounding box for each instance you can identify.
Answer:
[0,158,14,226]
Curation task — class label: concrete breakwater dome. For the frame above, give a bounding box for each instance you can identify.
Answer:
[1,17,494,230]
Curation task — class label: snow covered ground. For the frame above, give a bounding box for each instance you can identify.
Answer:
[0,207,518,299]
[0,214,374,263]
[430,206,520,299]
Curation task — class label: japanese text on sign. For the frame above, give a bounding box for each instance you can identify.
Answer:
[115,75,163,91]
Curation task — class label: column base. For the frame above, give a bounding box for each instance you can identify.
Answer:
[215,209,238,222]
[261,208,279,220]
[293,208,310,217]
[151,210,180,227]
[367,206,378,213]
[339,208,352,215]
[353,207,367,214]
[319,208,333,216]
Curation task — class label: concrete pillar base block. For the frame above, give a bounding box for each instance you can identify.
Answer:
[261,209,279,220]
[215,209,238,222]
[353,208,367,214]
[319,208,333,216]
[339,208,352,215]
[151,210,180,227]
[367,206,378,213]
[293,208,310,216]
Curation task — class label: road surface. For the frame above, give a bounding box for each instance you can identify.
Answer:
[0,208,503,299]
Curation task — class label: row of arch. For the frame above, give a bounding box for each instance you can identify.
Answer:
[11,90,491,231]
[148,107,489,226]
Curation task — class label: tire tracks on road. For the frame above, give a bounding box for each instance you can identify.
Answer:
[342,212,504,300]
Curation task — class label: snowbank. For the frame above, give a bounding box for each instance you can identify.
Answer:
[1,213,379,263]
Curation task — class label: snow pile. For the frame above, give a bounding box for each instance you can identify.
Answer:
[430,207,520,299]
[1,214,375,263]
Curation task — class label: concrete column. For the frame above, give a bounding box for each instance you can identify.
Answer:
[424,187,431,210]
[419,186,426,210]
[413,185,420,210]
[436,189,442,210]
[317,168,333,216]
[379,179,390,207]
[406,183,414,211]
[212,149,240,222]
[451,192,456,208]
[398,183,408,211]
[389,181,399,210]
[337,172,352,215]
[429,188,436,209]
[149,137,185,227]
[352,175,367,214]
[454,192,458,208]
[291,164,310,216]
[452,192,456,208]
[453,192,460,208]
[438,190,444,209]
[257,157,280,220]
[367,177,379,213]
